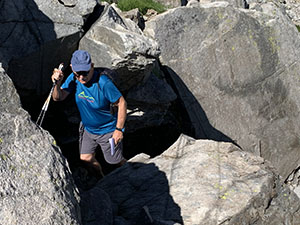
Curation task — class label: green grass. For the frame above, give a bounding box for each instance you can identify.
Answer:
[296,25,300,32]
[117,0,166,15]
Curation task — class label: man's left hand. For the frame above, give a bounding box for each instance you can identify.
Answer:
[112,129,123,145]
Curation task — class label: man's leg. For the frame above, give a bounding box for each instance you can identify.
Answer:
[80,153,104,179]
[80,129,104,179]
[117,159,127,167]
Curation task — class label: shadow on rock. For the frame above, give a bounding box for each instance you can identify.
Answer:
[80,162,183,225]
[163,66,240,147]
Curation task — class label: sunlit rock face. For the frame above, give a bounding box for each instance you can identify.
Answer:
[144,2,300,180]
[82,135,300,224]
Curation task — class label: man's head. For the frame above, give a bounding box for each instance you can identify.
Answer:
[71,50,91,72]
[71,50,94,84]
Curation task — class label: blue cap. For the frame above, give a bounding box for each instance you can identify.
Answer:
[71,50,91,72]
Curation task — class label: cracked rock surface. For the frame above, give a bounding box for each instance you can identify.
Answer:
[81,135,300,224]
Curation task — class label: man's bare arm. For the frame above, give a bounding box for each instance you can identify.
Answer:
[116,96,127,129]
[52,84,69,101]
[51,68,69,101]
[112,96,127,144]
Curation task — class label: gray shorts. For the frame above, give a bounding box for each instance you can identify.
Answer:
[79,124,124,164]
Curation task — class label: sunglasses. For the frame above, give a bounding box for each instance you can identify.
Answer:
[74,70,90,78]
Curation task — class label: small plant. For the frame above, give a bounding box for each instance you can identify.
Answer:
[117,0,166,15]
[296,25,300,32]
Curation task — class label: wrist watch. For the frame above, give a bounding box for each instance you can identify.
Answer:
[116,127,125,133]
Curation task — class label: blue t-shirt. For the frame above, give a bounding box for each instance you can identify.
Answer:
[61,71,122,135]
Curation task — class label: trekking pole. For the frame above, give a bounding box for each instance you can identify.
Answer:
[36,63,64,127]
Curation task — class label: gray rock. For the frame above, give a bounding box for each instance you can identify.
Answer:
[186,0,200,6]
[1,0,97,96]
[90,134,300,224]
[143,9,159,22]
[80,186,113,225]
[93,161,184,224]
[246,0,300,26]
[154,0,245,8]
[144,2,300,180]
[294,186,300,198]
[79,4,160,93]
[126,72,177,132]
[159,135,300,224]
[122,8,145,30]
[187,0,245,8]
[286,168,300,199]
[114,216,132,225]
[127,73,177,106]
[155,0,184,8]
[0,69,81,224]
[284,0,300,26]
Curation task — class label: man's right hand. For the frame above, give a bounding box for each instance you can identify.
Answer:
[51,68,64,84]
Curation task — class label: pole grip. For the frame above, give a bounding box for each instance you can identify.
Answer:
[58,63,64,71]
[53,63,64,85]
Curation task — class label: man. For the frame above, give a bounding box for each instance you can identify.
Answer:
[51,50,127,179]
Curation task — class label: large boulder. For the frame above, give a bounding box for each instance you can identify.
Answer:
[144,2,300,180]
[81,134,300,224]
[1,0,97,96]
[0,68,81,224]
[79,4,160,93]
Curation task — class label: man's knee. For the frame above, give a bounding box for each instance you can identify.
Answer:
[118,159,127,166]
[80,153,94,162]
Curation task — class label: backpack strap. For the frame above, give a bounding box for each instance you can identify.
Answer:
[95,67,116,90]
[95,68,106,91]
[95,68,118,115]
